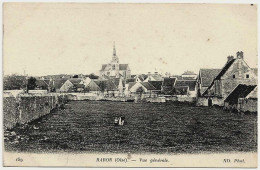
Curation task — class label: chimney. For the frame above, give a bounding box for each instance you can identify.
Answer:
[227,55,234,63]
[148,72,151,75]
[236,51,244,59]
[154,72,158,75]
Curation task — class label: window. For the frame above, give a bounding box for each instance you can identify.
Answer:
[112,65,115,70]
[246,74,249,78]
[233,75,235,78]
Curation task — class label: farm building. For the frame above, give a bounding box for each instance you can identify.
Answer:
[197,68,221,96]
[224,84,257,113]
[175,80,197,97]
[202,51,258,106]
[161,77,177,95]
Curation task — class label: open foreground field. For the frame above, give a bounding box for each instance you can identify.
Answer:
[4,101,257,153]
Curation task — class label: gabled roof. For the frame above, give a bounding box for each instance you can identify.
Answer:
[148,81,163,91]
[162,77,176,87]
[36,80,49,89]
[199,69,221,87]
[140,82,156,90]
[93,80,117,91]
[126,78,135,83]
[175,80,196,91]
[215,59,236,80]
[119,64,129,70]
[147,74,163,81]
[224,84,257,104]
[101,64,108,71]
[53,79,68,89]
[174,86,189,95]
[128,82,136,90]
[69,78,82,86]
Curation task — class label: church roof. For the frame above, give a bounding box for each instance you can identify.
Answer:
[100,64,129,71]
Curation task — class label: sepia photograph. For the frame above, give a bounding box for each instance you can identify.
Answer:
[2,2,258,167]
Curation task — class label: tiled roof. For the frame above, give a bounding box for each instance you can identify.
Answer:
[224,84,257,104]
[94,80,117,91]
[36,80,49,89]
[148,81,163,91]
[215,59,236,80]
[200,69,221,87]
[69,78,82,85]
[162,77,176,87]
[175,80,196,91]
[128,82,136,90]
[140,82,156,90]
[53,79,68,89]
[126,78,135,83]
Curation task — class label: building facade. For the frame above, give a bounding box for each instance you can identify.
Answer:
[99,44,131,79]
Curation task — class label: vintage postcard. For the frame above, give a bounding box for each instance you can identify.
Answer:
[2,3,258,167]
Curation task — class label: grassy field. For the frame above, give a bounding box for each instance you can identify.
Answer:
[4,101,257,153]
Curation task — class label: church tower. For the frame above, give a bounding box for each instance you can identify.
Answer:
[111,43,119,64]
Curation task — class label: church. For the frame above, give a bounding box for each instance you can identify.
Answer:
[99,44,131,79]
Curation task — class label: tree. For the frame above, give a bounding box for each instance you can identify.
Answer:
[27,77,37,90]
[3,74,26,90]
[73,75,79,78]
[88,73,99,79]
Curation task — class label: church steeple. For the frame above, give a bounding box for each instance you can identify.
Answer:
[111,42,119,63]
[113,42,116,56]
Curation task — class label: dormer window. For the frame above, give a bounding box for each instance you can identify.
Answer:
[246,74,249,78]
[233,75,236,78]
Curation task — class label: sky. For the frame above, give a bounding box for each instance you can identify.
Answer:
[3,3,257,76]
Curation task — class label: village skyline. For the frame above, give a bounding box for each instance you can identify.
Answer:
[3,3,257,77]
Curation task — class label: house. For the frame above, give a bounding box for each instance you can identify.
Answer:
[197,69,221,96]
[175,80,197,97]
[111,77,125,94]
[128,82,156,95]
[134,74,148,82]
[202,51,257,106]
[35,79,51,90]
[59,78,84,92]
[148,81,163,93]
[86,79,117,95]
[99,44,131,79]
[143,72,163,82]
[224,84,257,113]
[53,79,68,92]
[181,71,197,79]
[161,77,177,95]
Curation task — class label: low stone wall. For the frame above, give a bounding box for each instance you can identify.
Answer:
[3,94,68,130]
[239,98,257,113]
[224,98,257,113]
[196,97,224,106]
[177,96,196,103]
[145,97,166,103]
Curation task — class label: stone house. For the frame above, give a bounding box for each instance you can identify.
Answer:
[197,69,221,96]
[202,51,257,106]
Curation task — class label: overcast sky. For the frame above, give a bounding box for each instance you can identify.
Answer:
[3,3,257,76]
